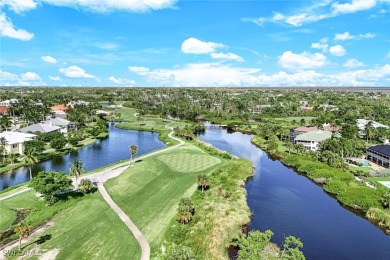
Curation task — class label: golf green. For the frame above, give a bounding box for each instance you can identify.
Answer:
[157,153,221,173]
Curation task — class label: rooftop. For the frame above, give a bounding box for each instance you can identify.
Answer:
[50,104,68,111]
[0,131,36,144]
[368,145,390,156]
[19,123,61,134]
[295,130,334,142]
[42,117,71,126]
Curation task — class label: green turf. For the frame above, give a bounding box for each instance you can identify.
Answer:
[1,192,141,259]
[113,107,137,122]
[105,144,225,256]
[157,153,221,173]
[275,116,316,122]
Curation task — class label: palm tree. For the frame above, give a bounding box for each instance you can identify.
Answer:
[197,174,209,192]
[69,159,85,188]
[0,137,7,163]
[129,145,138,166]
[286,142,294,154]
[8,153,17,165]
[23,149,38,181]
[14,222,30,250]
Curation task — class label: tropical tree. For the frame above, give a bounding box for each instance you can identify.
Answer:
[236,230,274,260]
[0,137,8,163]
[197,174,209,192]
[281,236,305,260]
[8,153,18,165]
[129,144,138,166]
[69,159,85,188]
[14,222,30,250]
[29,170,72,204]
[79,178,95,194]
[286,142,294,154]
[176,198,195,224]
[23,149,38,180]
[382,191,390,209]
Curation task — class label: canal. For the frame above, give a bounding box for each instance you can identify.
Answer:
[0,124,165,190]
[198,128,390,260]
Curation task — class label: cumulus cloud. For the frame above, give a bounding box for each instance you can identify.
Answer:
[59,65,97,79]
[279,51,328,70]
[49,76,60,81]
[108,76,135,85]
[181,38,224,54]
[329,45,346,56]
[332,0,377,14]
[128,66,150,76]
[41,55,57,64]
[0,0,37,13]
[0,12,34,41]
[311,42,329,52]
[0,69,44,86]
[334,31,376,41]
[343,59,364,68]
[210,52,245,62]
[125,63,390,87]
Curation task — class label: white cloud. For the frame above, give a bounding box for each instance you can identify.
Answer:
[0,0,37,14]
[334,31,376,41]
[210,52,244,62]
[0,12,34,41]
[96,42,119,50]
[181,38,224,54]
[49,76,61,81]
[108,76,135,85]
[0,69,44,86]
[243,0,382,27]
[125,62,390,87]
[39,0,177,13]
[329,45,346,56]
[279,51,328,70]
[343,59,364,68]
[128,66,150,76]
[41,55,57,64]
[59,65,96,79]
[311,42,329,52]
[332,0,377,14]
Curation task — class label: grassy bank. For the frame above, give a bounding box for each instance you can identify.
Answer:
[105,144,226,257]
[251,135,390,232]
[163,158,253,259]
[1,192,141,259]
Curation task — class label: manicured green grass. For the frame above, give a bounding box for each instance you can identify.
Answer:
[1,192,141,259]
[78,137,98,146]
[6,192,141,260]
[0,162,25,174]
[367,177,390,188]
[157,153,221,173]
[275,116,316,122]
[0,184,29,198]
[105,144,225,256]
[114,107,137,122]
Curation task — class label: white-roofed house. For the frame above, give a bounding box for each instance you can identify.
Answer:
[295,130,334,151]
[19,123,61,134]
[41,117,75,134]
[0,131,37,155]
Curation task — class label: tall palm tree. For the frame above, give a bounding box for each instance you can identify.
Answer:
[197,174,209,192]
[69,159,85,188]
[0,137,8,163]
[129,145,138,166]
[23,149,38,181]
[14,222,30,250]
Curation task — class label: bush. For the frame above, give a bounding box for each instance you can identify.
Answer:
[337,186,383,210]
[324,180,348,195]
[50,136,67,150]
[78,179,96,194]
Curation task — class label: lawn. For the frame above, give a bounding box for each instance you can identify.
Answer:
[367,177,390,188]
[113,107,137,122]
[1,192,141,259]
[105,144,226,256]
[275,116,316,122]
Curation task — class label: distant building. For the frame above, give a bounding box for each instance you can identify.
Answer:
[357,119,388,131]
[41,117,75,134]
[19,123,61,134]
[0,131,37,155]
[50,104,69,112]
[67,100,89,107]
[53,110,67,119]
[0,106,8,115]
[294,130,334,151]
[0,99,18,107]
[290,125,339,143]
[366,145,390,168]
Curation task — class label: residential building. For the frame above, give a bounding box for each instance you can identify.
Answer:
[19,123,61,134]
[53,110,67,119]
[0,99,18,107]
[366,145,390,168]
[294,130,334,151]
[0,131,37,155]
[67,100,89,107]
[50,104,69,112]
[290,126,318,143]
[0,106,8,115]
[41,117,75,134]
[357,119,388,131]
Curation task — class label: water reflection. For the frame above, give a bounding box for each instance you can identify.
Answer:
[198,128,390,260]
[0,125,165,190]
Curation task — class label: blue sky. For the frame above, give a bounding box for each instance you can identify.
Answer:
[0,0,389,87]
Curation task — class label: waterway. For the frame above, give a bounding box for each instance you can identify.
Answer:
[198,128,390,260]
[0,124,165,190]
